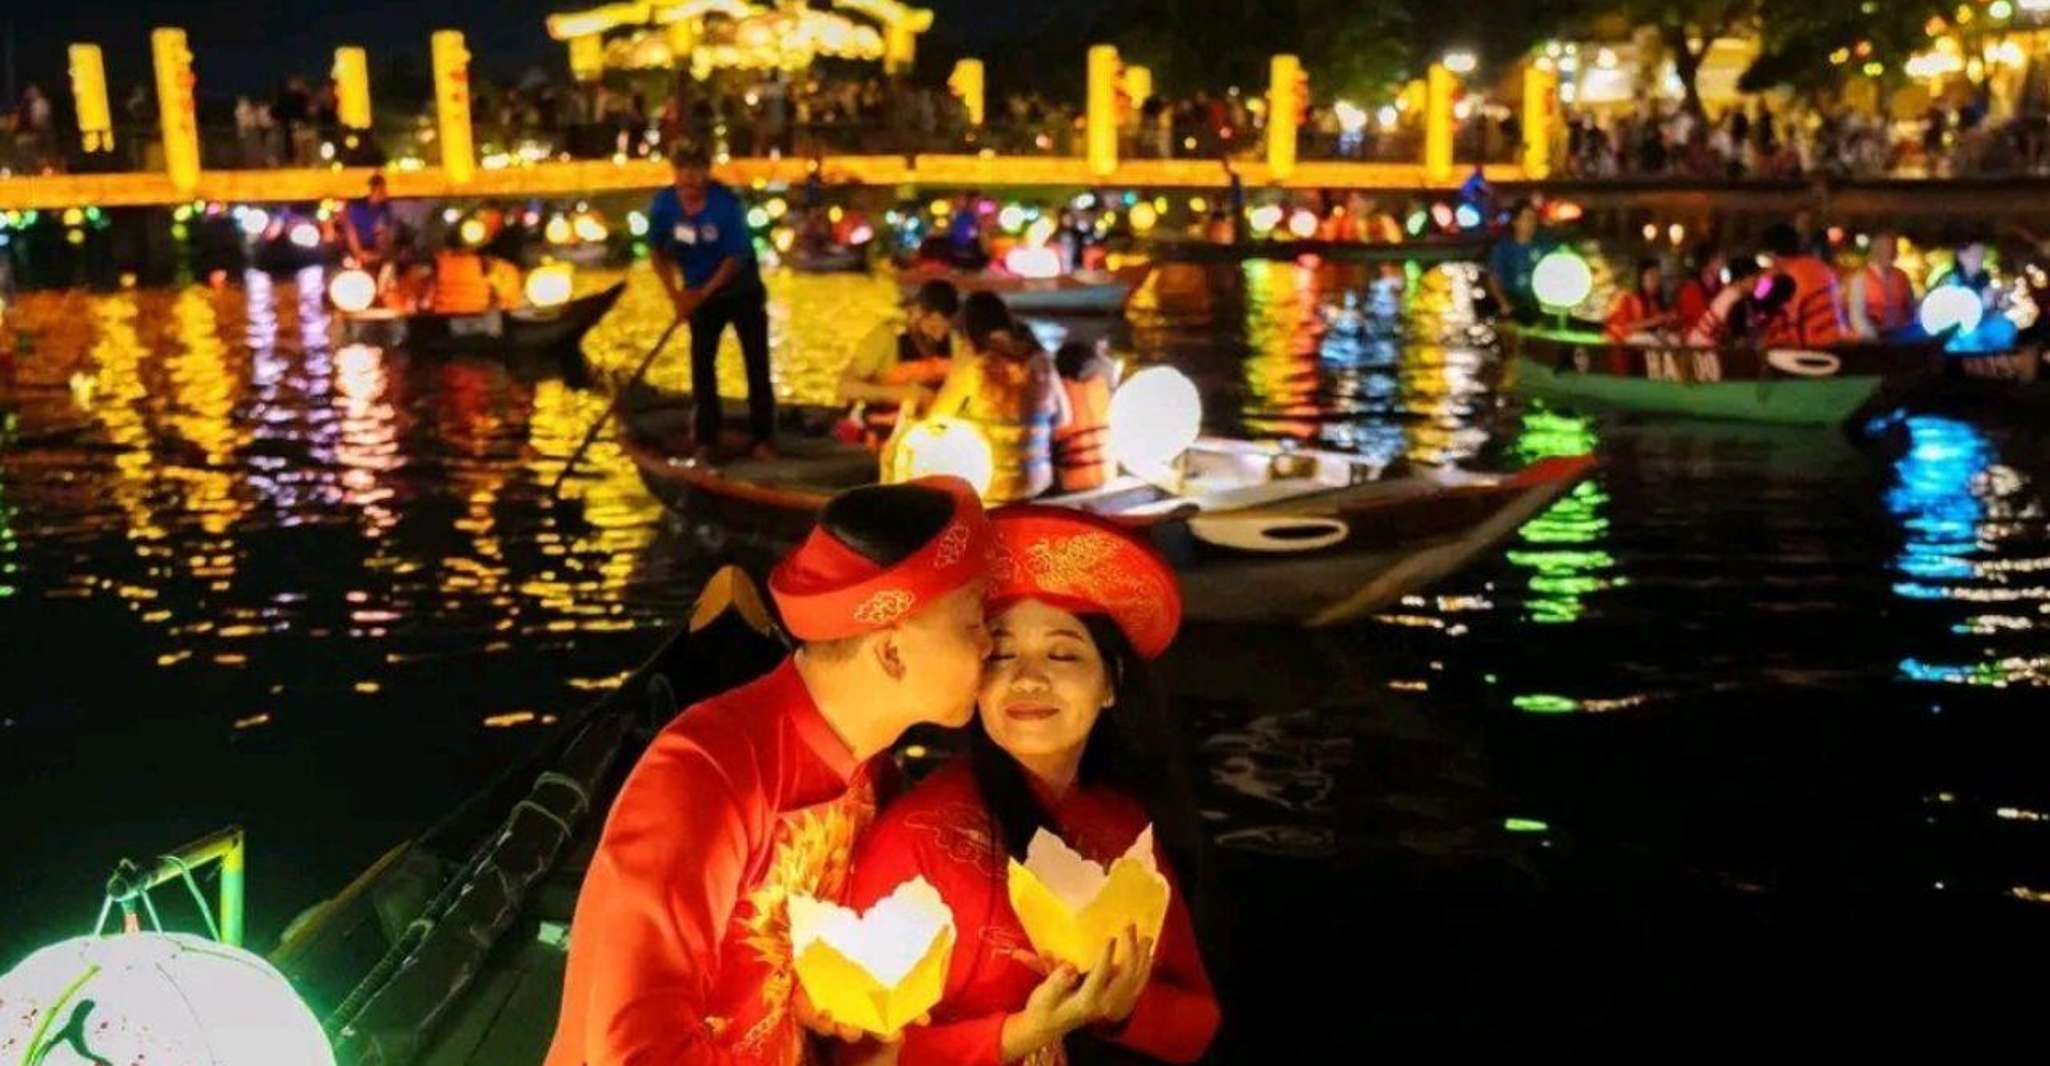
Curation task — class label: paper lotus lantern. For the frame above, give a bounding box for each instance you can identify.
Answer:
[1006,826,1170,972]
[0,932,335,1066]
[893,417,995,498]
[287,221,322,249]
[327,268,376,312]
[787,877,956,1038]
[1108,366,1202,476]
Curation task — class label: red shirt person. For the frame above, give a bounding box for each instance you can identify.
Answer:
[546,477,995,1066]
[838,507,1220,1066]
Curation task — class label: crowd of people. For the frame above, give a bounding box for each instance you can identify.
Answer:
[1556,99,2050,181]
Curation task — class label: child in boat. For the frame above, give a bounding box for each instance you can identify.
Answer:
[1604,259,1676,343]
[919,293,1067,503]
[833,506,1219,1066]
[1052,339,1119,493]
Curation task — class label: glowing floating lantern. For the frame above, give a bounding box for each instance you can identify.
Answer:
[1129,202,1158,232]
[766,196,789,220]
[997,204,1028,233]
[0,932,336,1066]
[1108,366,1202,476]
[1287,209,1318,239]
[1007,826,1170,972]
[544,215,574,245]
[572,213,608,242]
[459,217,488,246]
[892,418,994,498]
[771,226,796,252]
[626,210,649,237]
[288,222,321,249]
[746,206,771,230]
[524,262,574,308]
[1454,203,1482,229]
[1919,285,1984,336]
[327,268,377,312]
[1004,245,1063,280]
[61,207,84,227]
[1247,204,1282,235]
[1531,249,1594,311]
[787,877,955,1038]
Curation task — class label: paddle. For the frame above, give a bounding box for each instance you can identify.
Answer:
[548,315,685,501]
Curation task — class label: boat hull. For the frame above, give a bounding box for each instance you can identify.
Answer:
[341,283,623,359]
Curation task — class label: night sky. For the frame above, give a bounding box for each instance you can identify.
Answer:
[1,2,1095,105]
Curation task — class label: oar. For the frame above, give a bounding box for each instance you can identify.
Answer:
[548,316,685,500]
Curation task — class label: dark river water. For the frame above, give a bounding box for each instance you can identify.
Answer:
[3,258,2047,1053]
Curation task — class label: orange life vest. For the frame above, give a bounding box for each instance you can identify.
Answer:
[861,331,953,440]
[1764,256,1844,347]
[1604,290,1665,343]
[432,250,493,314]
[1860,264,1916,335]
[1054,373,1113,493]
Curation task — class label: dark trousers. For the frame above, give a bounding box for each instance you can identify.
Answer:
[689,284,774,446]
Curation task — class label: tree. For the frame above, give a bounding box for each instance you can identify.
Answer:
[1741,0,1953,98]
[1598,0,1764,118]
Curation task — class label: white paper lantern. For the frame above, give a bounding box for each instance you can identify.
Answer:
[0,932,335,1066]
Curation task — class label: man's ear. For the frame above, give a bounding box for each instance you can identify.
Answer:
[872,629,907,681]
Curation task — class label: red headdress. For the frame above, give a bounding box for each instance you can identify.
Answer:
[770,476,992,641]
[986,505,1182,659]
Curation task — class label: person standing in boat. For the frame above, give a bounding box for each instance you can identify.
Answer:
[832,506,1219,1066]
[1844,230,1917,340]
[1758,222,1844,347]
[838,280,962,446]
[340,174,396,279]
[1484,202,1549,323]
[920,292,1067,503]
[649,143,776,462]
[546,477,996,1066]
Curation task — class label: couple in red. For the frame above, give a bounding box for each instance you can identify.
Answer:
[545,476,1219,1066]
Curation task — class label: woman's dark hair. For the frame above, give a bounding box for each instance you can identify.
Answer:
[1636,258,1662,291]
[819,482,956,565]
[913,279,961,318]
[1688,241,1721,276]
[1762,222,1801,258]
[1053,341,1097,380]
[961,290,1016,351]
[967,614,1207,907]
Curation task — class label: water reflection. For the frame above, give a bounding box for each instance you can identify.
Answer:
[1888,414,2050,687]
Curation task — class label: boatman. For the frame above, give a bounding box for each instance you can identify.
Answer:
[341,173,396,275]
[837,279,961,446]
[649,143,777,462]
[546,477,994,1066]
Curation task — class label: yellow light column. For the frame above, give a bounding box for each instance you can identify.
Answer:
[568,34,604,81]
[334,46,372,131]
[69,44,113,153]
[152,28,201,195]
[948,58,985,126]
[664,20,696,63]
[1123,64,1152,109]
[432,30,476,186]
[1425,62,1456,181]
[1521,62,1556,179]
[1268,54,1301,181]
[1087,44,1119,177]
[885,25,917,75]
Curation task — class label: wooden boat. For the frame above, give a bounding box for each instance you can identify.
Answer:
[271,566,788,1065]
[1501,323,1941,426]
[619,398,1597,627]
[340,284,624,359]
[786,244,871,273]
[896,263,1147,315]
[1150,234,1490,265]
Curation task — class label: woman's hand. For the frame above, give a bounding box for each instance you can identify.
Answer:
[998,929,1156,1062]
[1091,924,1158,1027]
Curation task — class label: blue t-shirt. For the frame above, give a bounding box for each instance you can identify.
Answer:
[647,182,759,289]
[343,198,391,246]
[1488,236,1546,314]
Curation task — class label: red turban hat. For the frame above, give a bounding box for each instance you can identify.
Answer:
[770,476,992,641]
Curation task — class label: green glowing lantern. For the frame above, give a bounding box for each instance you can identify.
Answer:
[0,932,336,1066]
[1531,249,1593,318]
